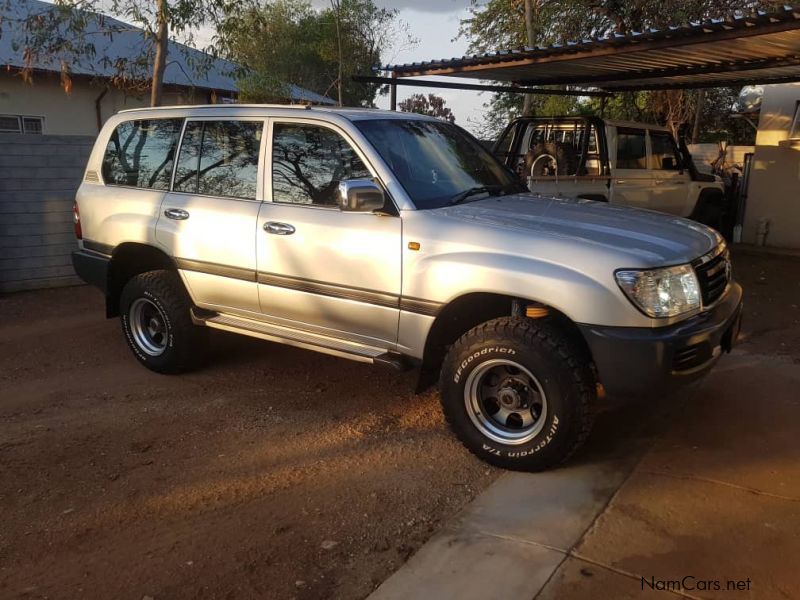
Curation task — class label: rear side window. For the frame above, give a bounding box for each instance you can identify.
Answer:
[102,119,182,189]
[615,129,647,169]
[174,120,263,200]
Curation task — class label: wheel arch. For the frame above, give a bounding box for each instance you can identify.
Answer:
[106,242,178,317]
[416,291,593,393]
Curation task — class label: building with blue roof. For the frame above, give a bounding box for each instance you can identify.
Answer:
[0,0,334,136]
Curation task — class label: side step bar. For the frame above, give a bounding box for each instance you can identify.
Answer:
[191,309,401,366]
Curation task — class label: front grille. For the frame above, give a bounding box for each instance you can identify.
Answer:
[694,247,730,306]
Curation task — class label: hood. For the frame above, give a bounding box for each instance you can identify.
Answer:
[435,194,721,267]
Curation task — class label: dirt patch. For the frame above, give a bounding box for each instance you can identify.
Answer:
[0,286,496,600]
[731,249,800,360]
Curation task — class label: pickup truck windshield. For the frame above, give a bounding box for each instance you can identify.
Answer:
[355,119,522,209]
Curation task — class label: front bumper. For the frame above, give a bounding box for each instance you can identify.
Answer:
[578,282,743,398]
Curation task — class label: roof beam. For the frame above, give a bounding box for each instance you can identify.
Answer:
[515,54,800,87]
[606,73,800,91]
[352,75,613,97]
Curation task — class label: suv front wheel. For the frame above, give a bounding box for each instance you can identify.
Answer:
[119,270,202,374]
[439,317,595,471]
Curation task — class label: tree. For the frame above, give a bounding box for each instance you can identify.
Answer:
[222,0,413,107]
[398,93,456,123]
[1,0,242,106]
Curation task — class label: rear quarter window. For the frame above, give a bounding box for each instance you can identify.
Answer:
[102,119,183,189]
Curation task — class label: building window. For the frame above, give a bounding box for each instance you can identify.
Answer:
[0,115,44,134]
[22,117,44,134]
[789,101,800,140]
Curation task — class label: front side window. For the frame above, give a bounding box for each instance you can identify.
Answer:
[615,129,647,169]
[174,120,263,200]
[271,123,371,206]
[355,119,521,209]
[102,119,182,189]
[650,131,681,170]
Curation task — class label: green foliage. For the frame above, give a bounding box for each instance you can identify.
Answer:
[1,0,242,102]
[398,93,456,123]
[221,0,412,107]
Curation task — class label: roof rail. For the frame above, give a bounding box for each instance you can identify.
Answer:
[117,103,315,114]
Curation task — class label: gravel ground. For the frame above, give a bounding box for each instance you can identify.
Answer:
[1,250,796,600]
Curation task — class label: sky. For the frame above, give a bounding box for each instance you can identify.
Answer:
[312,0,488,133]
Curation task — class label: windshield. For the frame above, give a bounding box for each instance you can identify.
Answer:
[354,119,523,209]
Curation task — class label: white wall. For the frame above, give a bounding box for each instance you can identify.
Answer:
[743,82,800,249]
[0,71,209,136]
[687,144,755,174]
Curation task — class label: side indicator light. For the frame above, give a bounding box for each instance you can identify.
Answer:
[526,305,549,318]
[408,242,421,251]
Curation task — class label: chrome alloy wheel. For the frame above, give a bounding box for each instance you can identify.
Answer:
[129,298,169,356]
[464,359,548,445]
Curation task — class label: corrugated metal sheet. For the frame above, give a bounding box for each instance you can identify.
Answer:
[384,6,800,91]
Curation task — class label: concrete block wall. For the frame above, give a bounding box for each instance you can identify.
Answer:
[0,134,95,293]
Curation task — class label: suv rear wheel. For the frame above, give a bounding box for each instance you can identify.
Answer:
[439,317,595,471]
[119,270,203,373]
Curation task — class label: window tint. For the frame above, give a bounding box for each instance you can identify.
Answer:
[272,123,371,206]
[102,119,182,189]
[174,120,262,199]
[616,130,647,169]
[650,132,680,170]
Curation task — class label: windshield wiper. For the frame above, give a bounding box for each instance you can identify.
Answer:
[447,185,503,206]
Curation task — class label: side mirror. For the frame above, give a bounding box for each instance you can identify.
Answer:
[662,156,675,170]
[338,179,385,212]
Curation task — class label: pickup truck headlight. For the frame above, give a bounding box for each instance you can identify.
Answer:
[615,265,701,318]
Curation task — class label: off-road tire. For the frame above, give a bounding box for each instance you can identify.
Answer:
[439,317,595,471]
[119,270,202,374]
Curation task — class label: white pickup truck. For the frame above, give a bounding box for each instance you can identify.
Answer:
[493,116,727,230]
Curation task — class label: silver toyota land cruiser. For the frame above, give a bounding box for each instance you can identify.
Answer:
[72,105,743,471]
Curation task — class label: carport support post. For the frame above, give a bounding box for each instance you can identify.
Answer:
[390,72,397,111]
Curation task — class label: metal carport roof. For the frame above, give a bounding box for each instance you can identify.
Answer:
[382,6,800,92]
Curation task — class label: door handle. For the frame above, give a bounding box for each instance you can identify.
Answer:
[615,180,626,184]
[264,221,295,235]
[164,208,190,220]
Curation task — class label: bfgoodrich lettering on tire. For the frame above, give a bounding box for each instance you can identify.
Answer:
[439,317,595,471]
[119,270,203,374]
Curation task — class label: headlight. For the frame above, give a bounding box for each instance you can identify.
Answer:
[615,264,701,318]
